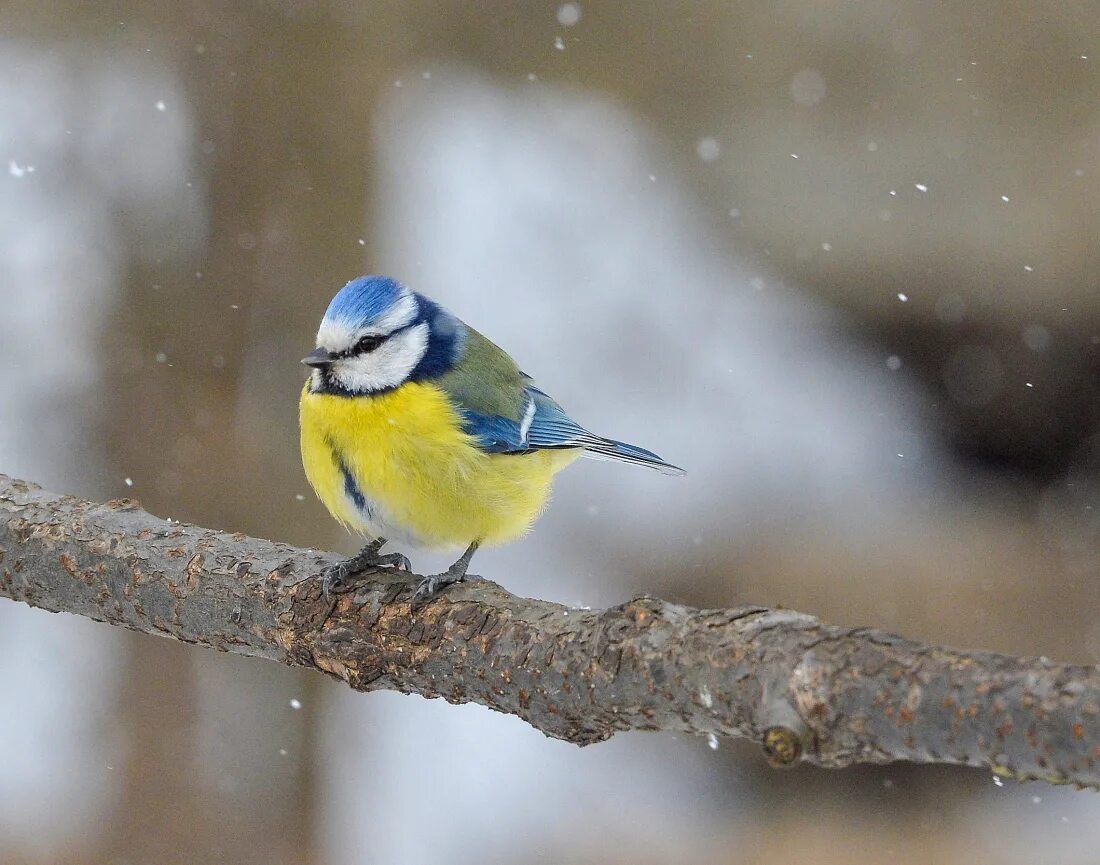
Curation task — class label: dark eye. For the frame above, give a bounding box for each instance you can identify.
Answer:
[354,334,385,354]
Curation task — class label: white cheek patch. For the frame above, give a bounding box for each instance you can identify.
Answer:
[332,322,429,393]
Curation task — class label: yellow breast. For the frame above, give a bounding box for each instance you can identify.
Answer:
[299,380,579,549]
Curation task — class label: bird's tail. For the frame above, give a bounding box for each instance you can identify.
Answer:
[580,437,686,476]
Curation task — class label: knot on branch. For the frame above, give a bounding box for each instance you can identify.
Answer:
[762,726,804,767]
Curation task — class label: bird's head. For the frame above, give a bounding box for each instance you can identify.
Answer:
[304,275,463,395]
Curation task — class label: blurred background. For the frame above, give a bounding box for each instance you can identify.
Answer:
[2,1,1100,862]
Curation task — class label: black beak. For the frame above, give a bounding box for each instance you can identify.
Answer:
[302,347,337,368]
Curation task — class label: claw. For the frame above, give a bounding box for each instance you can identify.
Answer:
[320,538,413,597]
[410,541,480,604]
[321,567,344,597]
[412,575,441,601]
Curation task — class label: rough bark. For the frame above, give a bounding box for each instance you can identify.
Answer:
[2,473,1098,788]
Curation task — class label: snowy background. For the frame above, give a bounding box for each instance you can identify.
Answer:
[2,3,1100,863]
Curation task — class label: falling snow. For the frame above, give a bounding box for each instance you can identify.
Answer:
[290,698,302,710]
[556,3,581,26]
[696,137,720,162]
[8,160,34,178]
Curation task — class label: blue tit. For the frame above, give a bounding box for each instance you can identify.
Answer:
[299,275,684,599]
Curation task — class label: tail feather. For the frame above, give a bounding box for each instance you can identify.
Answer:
[580,438,686,476]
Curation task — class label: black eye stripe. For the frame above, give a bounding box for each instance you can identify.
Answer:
[346,320,421,357]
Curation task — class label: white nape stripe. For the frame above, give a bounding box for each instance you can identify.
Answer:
[331,321,429,393]
[519,394,536,442]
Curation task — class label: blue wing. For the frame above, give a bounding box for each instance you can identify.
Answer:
[458,383,685,476]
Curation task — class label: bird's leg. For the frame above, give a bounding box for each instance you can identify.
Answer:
[412,541,480,602]
[322,537,412,596]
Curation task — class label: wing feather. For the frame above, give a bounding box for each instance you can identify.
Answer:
[451,381,684,475]
[431,321,683,474]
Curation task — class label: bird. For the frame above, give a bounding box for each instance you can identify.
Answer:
[299,275,684,600]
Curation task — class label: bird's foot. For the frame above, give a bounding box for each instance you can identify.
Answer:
[412,570,481,602]
[322,538,411,596]
[411,542,480,604]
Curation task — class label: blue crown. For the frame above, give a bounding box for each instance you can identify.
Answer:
[324,275,405,326]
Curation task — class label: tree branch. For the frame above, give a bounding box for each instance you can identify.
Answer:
[1,473,1097,787]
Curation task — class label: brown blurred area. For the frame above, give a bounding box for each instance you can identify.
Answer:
[2,1,1100,864]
